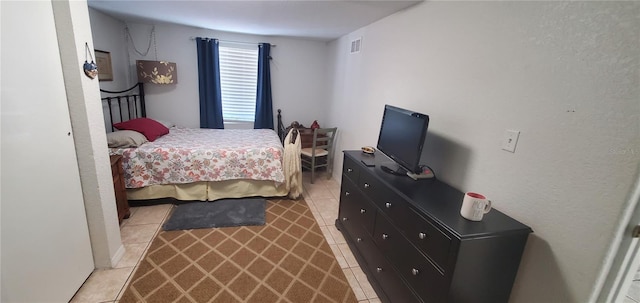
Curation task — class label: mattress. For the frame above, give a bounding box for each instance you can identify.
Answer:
[110,127,285,189]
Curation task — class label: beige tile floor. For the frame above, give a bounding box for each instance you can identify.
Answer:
[70,171,380,303]
[625,270,640,303]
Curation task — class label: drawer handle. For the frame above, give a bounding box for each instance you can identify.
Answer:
[342,217,348,221]
[364,183,370,189]
[347,168,353,172]
[360,209,366,214]
[385,202,392,208]
[412,268,420,276]
[357,237,362,243]
[418,232,427,240]
[345,191,350,196]
[382,234,389,240]
[376,267,383,273]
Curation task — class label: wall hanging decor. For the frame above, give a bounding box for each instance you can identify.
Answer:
[83,43,98,79]
[126,25,177,85]
[95,50,113,81]
[136,60,177,84]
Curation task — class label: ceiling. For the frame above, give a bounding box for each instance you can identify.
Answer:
[87,0,422,41]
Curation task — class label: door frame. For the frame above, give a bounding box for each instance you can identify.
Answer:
[592,170,640,302]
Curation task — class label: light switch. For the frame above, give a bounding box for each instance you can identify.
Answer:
[502,130,520,153]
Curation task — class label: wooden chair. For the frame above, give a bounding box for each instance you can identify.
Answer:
[300,127,337,184]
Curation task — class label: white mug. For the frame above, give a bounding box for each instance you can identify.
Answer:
[460,192,492,221]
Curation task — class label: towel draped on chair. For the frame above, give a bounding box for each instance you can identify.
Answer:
[284,128,303,199]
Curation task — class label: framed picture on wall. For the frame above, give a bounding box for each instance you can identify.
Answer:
[95,50,113,81]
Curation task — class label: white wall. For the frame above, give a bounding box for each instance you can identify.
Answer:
[89,8,136,133]
[326,2,639,302]
[89,9,131,91]
[55,0,123,269]
[89,10,330,130]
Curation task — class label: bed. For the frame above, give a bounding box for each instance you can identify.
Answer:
[101,83,295,201]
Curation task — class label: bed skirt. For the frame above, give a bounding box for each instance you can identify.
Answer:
[126,180,289,201]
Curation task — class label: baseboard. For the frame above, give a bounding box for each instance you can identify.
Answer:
[110,244,125,268]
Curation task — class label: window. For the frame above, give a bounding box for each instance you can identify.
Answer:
[219,43,259,123]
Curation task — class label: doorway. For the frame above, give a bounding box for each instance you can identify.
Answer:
[593,172,640,302]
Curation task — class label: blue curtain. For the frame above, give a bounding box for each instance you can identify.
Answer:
[196,38,224,129]
[254,43,273,129]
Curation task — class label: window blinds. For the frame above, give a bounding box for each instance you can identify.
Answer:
[219,44,259,122]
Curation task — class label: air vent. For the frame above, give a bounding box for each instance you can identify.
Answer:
[350,37,362,54]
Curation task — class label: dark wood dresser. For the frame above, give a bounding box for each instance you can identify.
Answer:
[110,155,130,224]
[336,151,532,303]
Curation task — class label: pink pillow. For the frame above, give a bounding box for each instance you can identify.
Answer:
[113,118,169,142]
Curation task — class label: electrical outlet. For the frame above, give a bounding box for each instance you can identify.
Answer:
[502,130,520,153]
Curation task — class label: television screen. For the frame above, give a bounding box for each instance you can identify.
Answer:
[376,104,429,175]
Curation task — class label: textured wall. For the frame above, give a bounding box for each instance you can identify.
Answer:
[326,2,640,302]
[89,11,331,130]
[89,8,131,91]
[57,0,124,268]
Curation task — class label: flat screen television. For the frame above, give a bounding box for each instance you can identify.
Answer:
[376,104,429,175]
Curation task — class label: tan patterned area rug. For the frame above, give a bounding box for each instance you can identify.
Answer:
[120,198,358,303]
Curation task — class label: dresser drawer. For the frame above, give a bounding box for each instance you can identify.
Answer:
[372,212,403,256]
[374,214,446,302]
[342,155,360,184]
[338,179,376,237]
[395,246,447,303]
[360,170,451,270]
[397,206,451,271]
[361,173,408,228]
[366,246,421,303]
[357,170,381,201]
[351,232,379,269]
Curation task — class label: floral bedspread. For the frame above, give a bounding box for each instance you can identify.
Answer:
[110,128,285,189]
